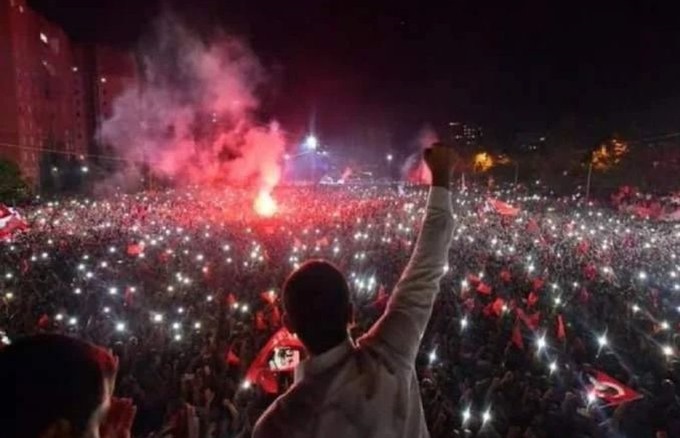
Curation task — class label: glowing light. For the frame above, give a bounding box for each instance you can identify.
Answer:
[115,322,126,332]
[632,304,640,313]
[473,152,494,172]
[304,135,318,150]
[537,335,547,352]
[461,316,469,330]
[660,320,670,331]
[428,349,437,364]
[241,380,252,390]
[638,271,647,280]
[152,313,163,323]
[662,345,674,357]
[587,391,597,405]
[462,407,471,424]
[254,190,278,217]
[549,361,557,373]
[482,408,492,424]
[597,334,608,348]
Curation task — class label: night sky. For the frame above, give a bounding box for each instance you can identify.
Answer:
[30,0,680,150]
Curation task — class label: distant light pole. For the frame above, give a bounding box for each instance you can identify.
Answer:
[585,162,593,200]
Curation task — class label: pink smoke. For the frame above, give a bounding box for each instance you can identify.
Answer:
[402,125,437,184]
[100,15,285,194]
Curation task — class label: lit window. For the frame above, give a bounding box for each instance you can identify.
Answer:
[40,32,48,44]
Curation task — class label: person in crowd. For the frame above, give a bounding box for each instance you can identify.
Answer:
[253,144,456,437]
[0,333,136,438]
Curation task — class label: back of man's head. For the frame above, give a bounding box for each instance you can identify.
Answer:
[283,260,351,355]
[0,334,116,438]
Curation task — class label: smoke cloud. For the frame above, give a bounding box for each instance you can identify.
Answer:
[100,14,285,193]
[401,125,437,184]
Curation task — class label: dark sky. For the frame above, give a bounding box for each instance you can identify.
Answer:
[30,0,680,149]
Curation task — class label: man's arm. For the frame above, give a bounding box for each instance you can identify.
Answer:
[360,145,455,368]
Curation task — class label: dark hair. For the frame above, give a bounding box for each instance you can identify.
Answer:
[283,260,351,354]
[0,334,117,438]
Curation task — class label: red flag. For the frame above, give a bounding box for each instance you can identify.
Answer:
[127,242,144,256]
[37,314,50,329]
[585,369,643,407]
[255,311,267,331]
[583,264,597,281]
[467,274,481,285]
[577,240,590,255]
[225,347,240,366]
[556,314,566,341]
[476,282,492,295]
[374,284,389,312]
[226,293,237,307]
[526,218,540,233]
[246,328,304,394]
[491,297,505,317]
[511,321,524,350]
[260,290,277,305]
[532,278,544,292]
[124,287,135,306]
[500,270,512,283]
[269,305,282,328]
[517,308,541,330]
[527,291,539,307]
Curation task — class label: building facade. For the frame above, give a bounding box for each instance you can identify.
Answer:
[447,121,483,149]
[0,0,137,187]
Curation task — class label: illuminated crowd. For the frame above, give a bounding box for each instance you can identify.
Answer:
[1,183,679,437]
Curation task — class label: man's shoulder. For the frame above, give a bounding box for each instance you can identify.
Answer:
[253,397,288,438]
[253,386,311,438]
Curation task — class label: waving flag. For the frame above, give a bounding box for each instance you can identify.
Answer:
[245,328,304,394]
[488,198,520,217]
[0,204,28,241]
[585,369,643,407]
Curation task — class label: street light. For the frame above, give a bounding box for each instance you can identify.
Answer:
[304,135,318,151]
[386,154,393,162]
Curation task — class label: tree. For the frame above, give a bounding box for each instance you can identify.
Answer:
[0,159,30,204]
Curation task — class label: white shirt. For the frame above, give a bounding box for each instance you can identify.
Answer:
[253,186,454,438]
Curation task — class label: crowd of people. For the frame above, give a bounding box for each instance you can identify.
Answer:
[1,181,679,437]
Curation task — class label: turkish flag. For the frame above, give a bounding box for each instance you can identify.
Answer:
[585,369,643,407]
[245,328,304,394]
